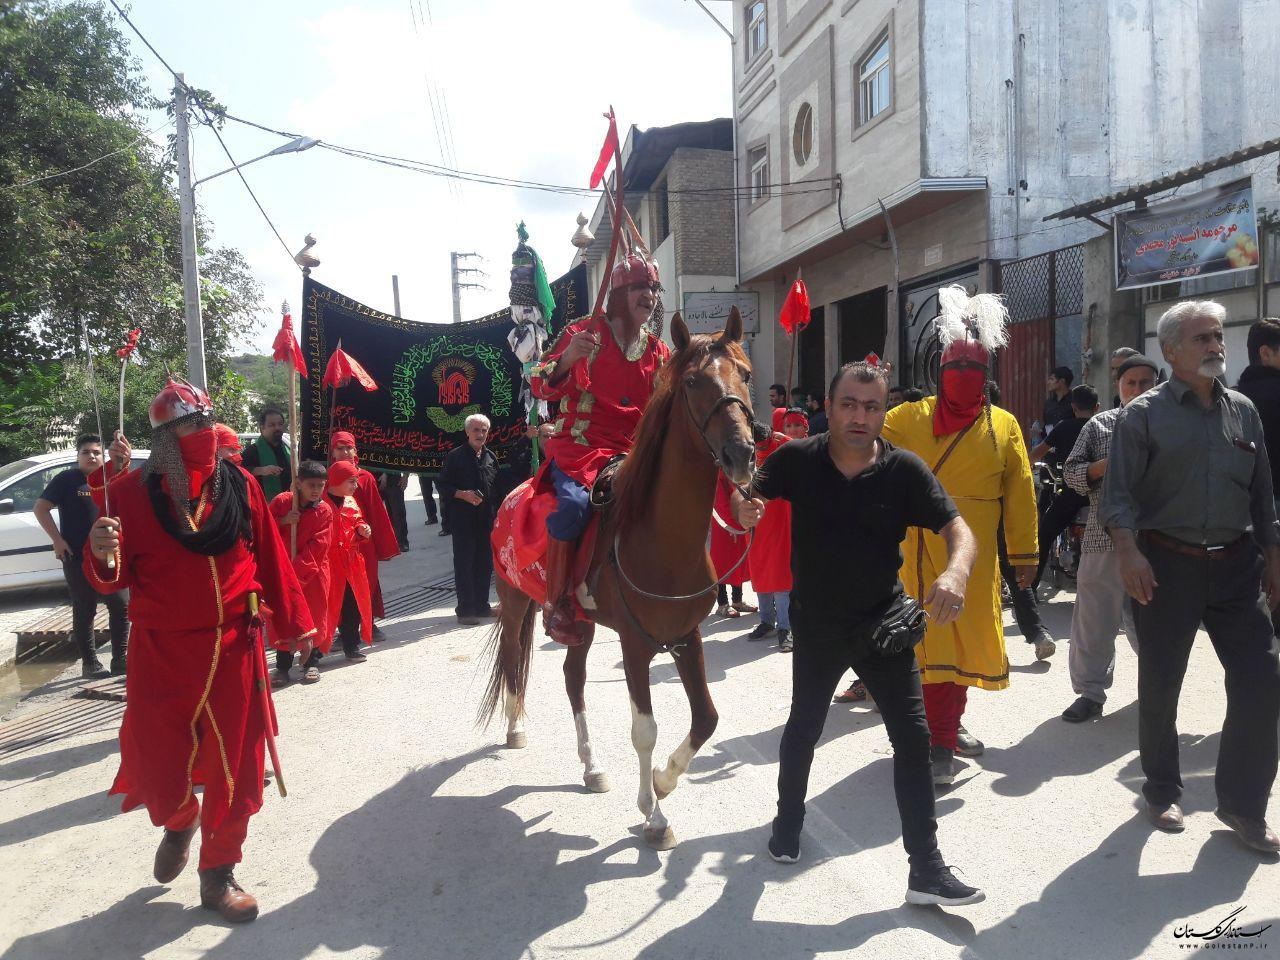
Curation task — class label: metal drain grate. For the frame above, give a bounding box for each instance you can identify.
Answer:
[0,696,124,760]
[379,575,457,620]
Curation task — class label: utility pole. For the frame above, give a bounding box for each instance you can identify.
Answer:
[174,74,206,390]
[450,251,485,323]
[392,274,402,317]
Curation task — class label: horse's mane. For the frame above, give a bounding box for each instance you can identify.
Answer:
[611,331,749,534]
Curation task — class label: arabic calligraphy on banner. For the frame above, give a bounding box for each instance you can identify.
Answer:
[1114,177,1259,291]
[299,265,587,472]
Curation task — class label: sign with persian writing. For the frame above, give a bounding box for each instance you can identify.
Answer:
[1114,178,1259,291]
[299,265,587,472]
[681,290,760,335]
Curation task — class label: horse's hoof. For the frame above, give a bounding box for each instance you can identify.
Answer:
[652,769,672,801]
[644,825,677,850]
[584,771,611,793]
[505,731,528,749]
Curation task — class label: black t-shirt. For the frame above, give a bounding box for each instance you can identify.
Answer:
[39,468,98,551]
[1043,394,1074,429]
[1042,415,1087,468]
[752,434,959,643]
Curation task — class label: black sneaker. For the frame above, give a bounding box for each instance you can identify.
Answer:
[748,622,775,641]
[768,822,800,864]
[906,864,985,906]
[930,745,955,786]
[81,658,110,679]
[777,629,793,653]
[1061,695,1103,723]
[425,517,438,526]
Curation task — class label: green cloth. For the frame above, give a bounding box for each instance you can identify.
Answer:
[251,436,290,499]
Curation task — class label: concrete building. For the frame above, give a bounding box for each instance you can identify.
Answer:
[733,0,1280,427]
[571,119,753,352]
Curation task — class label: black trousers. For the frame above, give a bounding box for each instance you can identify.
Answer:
[716,583,744,606]
[1034,489,1088,588]
[62,553,128,666]
[998,525,1046,643]
[452,516,494,616]
[380,479,408,547]
[1133,537,1280,820]
[776,637,943,870]
[276,646,323,672]
[417,475,446,526]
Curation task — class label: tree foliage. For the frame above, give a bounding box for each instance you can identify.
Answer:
[0,0,265,460]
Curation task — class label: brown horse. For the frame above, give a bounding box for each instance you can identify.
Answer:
[479,307,758,849]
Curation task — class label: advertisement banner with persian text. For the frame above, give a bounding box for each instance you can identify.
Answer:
[299,265,587,472]
[1114,178,1259,290]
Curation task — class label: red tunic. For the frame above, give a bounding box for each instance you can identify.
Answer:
[269,493,333,647]
[84,466,313,833]
[710,473,751,587]
[329,468,398,619]
[326,495,374,651]
[751,433,793,593]
[530,318,670,489]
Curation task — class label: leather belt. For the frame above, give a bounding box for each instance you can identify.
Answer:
[1140,530,1250,560]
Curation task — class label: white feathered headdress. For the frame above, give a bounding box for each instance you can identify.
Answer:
[936,285,1010,353]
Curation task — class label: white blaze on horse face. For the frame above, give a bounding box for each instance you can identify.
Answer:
[630,699,658,819]
[653,735,694,798]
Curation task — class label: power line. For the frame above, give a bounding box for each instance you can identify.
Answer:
[2,120,173,191]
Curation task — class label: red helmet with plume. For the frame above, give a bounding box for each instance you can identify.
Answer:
[609,253,659,292]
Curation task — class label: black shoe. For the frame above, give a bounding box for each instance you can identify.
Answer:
[81,658,110,679]
[906,863,985,906]
[748,622,775,641]
[398,541,410,552]
[1062,696,1103,723]
[768,821,800,864]
[777,629,793,653]
[371,624,387,642]
[344,648,368,663]
[425,517,438,526]
[930,745,955,786]
[109,658,127,677]
[438,528,452,537]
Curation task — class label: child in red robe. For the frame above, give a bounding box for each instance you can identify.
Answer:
[269,461,333,685]
[748,408,809,652]
[326,460,374,661]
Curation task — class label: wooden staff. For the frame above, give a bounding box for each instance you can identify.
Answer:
[248,592,286,798]
[784,266,803,402]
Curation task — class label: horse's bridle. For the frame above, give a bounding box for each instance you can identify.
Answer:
[609,376,767,624]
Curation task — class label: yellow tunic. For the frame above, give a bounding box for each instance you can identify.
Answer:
[882,398,1038,691]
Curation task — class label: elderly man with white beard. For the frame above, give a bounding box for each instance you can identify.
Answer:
[1101,299,1280,853]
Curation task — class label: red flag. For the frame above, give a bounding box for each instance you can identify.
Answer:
[116,328,141,360]
[589,108,620,189]
[272,308,307,377]
[778,279,811,335]
[322,346,377,391]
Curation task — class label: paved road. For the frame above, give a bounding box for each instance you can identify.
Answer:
[1,491,1277,959]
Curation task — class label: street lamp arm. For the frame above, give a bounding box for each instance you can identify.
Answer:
[192,136,320,187]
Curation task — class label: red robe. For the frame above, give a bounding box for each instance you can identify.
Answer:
[710,473,751,587]
[269,493,333,647]
[345,468,398,619]
[529,318,670,490]
[84,466,313,833]
[326,495,374,651]
[751,432,793,593]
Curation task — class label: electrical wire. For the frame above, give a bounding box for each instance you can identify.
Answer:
[2,120,173,191]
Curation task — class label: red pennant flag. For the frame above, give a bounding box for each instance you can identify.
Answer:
[322,345,377,392]
[778,279,811,335]
[589,108,620,189]
[271,308,307,377]
[116,328,142,360]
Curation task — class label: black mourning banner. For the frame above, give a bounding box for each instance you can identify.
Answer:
[299,264,587,472]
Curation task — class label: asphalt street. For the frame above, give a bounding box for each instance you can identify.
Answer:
[1,487,1277,959]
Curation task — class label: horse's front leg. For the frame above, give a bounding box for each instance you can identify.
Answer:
[622,641,674,849]
[653,628,718,801]
[564,625,610,792]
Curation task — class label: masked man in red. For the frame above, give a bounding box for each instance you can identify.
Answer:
[327,431,399,639]
[529,252,670,643]
[85,378,314,923]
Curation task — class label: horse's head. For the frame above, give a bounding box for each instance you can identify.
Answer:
[670,307,760,487]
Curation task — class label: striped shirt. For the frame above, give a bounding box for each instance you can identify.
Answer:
[1063,406,1121,554]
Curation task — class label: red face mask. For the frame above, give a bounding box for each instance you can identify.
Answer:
[934,341,989,436]
[177,427,218,493]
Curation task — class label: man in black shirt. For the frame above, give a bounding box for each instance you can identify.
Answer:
[1043,366,1075,429]
[1030,383,1097,588]
[735,360,984,907]
[34,434,129,677]
[1237,317,1280,508]
[439,413,499,625]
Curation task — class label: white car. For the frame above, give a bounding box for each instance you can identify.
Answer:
[0,449,150,594]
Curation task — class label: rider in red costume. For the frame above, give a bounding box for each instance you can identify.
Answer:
[529,252,670,643]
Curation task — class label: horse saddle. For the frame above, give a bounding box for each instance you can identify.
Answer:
[589,454,627,509]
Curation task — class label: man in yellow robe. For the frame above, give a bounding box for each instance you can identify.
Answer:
[883,286,1038,786]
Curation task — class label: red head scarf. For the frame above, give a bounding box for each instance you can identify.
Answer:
[782,409,810,437]
[214,423,242,464]
[934,337,989,436]
[329,430,359,464]
[327,459,359,490]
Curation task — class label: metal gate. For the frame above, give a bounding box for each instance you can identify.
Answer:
[997,244,1085,434]
[899,267,980,394]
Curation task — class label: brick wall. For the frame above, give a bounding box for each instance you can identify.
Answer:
[663,147,736,278]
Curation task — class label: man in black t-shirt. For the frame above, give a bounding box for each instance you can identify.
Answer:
[34,434,129,678]
[735,360,985,908]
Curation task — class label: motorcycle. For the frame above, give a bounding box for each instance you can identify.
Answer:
[1033,460,1087,599]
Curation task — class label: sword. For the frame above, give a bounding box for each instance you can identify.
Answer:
[83,321,115,570]
[247,592,287,798]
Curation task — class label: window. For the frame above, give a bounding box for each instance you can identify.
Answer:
[3,465,68,513]
[748,145,769,203]
[745,1,767,63]
[858,33,891,125]
[654,180,670,244]
[792,102,813,166]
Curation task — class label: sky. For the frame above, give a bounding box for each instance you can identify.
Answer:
[113,0,734,353]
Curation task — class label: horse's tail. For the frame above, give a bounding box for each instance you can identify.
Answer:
[477,599,537,727]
